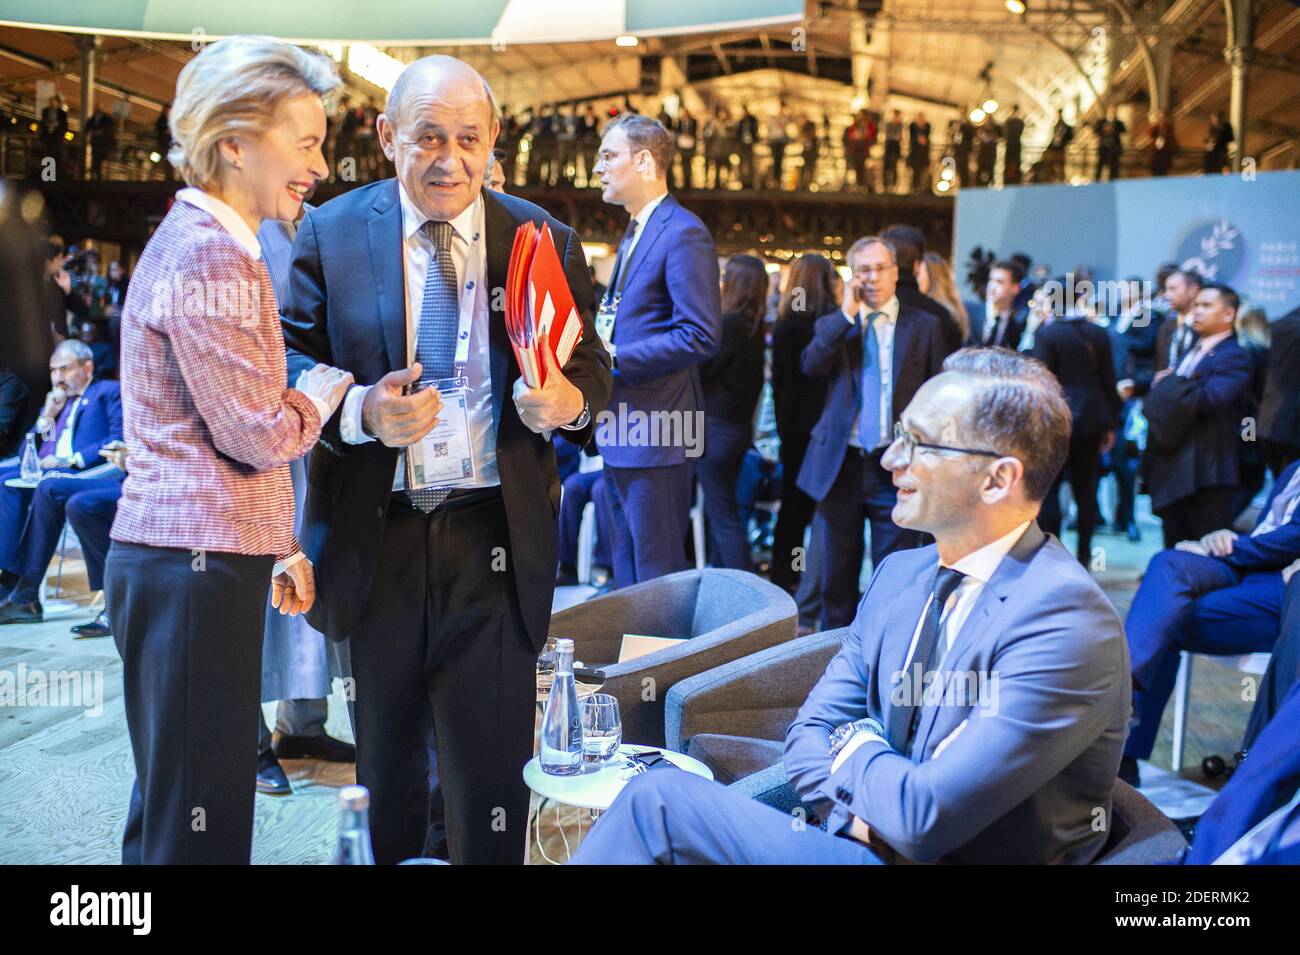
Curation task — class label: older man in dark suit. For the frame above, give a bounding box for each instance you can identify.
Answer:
[282,56,612,864]
[1142,284,1253,548]
[797,235,952,629]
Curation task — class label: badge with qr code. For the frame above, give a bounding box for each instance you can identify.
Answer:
[407,376,475,490]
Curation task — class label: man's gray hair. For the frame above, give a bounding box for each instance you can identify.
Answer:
[385,55,498,129]
[846,235,897,265]
[53,338,93,364]
[941,347,1071,502]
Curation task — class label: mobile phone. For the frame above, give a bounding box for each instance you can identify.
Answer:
[854,284,869,304]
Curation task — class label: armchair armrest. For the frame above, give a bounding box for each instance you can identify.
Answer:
[664,629,846,752]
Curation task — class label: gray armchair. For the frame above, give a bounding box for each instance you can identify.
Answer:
[1093,780,1188,864]
[548,569,798,748]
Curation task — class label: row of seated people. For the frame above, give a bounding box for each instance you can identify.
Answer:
[568,347,1300,865]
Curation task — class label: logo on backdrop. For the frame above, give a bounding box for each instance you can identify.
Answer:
[1175,218,1244,284]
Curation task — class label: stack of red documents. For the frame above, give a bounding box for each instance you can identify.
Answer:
[506,221,583,388]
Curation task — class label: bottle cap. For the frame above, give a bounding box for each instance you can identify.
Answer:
[554,638,574,652]
[338,784,369,810]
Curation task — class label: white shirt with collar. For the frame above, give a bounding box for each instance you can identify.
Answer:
[1176,329,1233,378]
[340,186,500,491]
[623,189,669,264]
[832,520,1033,769]
[176,187,262,259]
[845,294,900,450]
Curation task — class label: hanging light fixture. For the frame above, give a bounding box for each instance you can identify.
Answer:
[1006,0,1026,14]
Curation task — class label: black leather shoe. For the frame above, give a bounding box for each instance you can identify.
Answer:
[0,598,42,625]
[1118,755,1141,787]
[555,565,580,587]
[71,610,112,639]
[256,750,292,795]
[272,731,356,763]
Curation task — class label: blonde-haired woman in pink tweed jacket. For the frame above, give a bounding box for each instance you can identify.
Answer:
[106,35,353,864]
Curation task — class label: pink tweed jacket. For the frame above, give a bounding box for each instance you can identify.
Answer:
[111,195,321,560]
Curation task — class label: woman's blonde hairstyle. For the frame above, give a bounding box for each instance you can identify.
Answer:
[922,251,970,343]
[169,35,340,190]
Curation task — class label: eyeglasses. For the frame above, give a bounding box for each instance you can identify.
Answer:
[852,265,895,278]
[890,421,1004,464]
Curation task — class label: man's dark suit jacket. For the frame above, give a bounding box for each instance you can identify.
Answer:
[1141,334,1253,511]
[968,305,1027,351]
[1030,317,1122,438]
[30,377,122,469]
[796,304,950,502]
[281,181,612,650]
[1259,306,1300,452]
[1109,308,1161,384]
[895,274,960,354]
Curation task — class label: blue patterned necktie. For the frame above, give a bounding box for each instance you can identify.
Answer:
[407,219,460,513]
[858,310,885,450]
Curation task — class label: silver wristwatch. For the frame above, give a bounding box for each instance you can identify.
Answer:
[828,717,886,760]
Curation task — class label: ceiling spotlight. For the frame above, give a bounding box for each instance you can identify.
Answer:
[940,165,955,182]
[937,179,952,192]
[970,108,986,123]
[149,151,162,163]
[615,35,639,47]
[983,98,999,114]
[1005,0,1026,13]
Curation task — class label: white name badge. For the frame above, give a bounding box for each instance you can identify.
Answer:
[407,377,475,490]
[595,298,618,350]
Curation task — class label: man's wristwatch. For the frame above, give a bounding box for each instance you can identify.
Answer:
[828,717,886,760]
[559,400,590,431]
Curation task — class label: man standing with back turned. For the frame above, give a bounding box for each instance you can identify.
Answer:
[591,114,720,587]
[282,56,611,864]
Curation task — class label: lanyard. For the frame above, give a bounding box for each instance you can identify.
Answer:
[406,198,485,378]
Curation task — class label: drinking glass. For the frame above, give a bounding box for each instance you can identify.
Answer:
[580,693,621,764]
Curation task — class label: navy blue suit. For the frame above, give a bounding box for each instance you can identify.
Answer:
[1124,461,1300,761]
[1142,334,1253,547]
[0,378,121,577]
[1183,681,1300,864]
[593,193,721,586]
[796,303,951,628]
[9,468,123,603]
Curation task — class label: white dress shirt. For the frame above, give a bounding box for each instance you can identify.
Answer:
[340,186,499,491]
[845,294,899,450]
[832,520,1033,769]
[623,190,669,265]
[1176,330,1232,378]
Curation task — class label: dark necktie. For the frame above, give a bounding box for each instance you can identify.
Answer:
[889,566,967,754]
[407,220,461,513]
[603,218,639,305]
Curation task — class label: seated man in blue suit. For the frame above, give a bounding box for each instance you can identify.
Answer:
[0,339,121,612]
[1182,680,1300,864]
[591,113,721,588]
[797,235,952,629]
[572,349,1130,864]
[1120,458,1300,785]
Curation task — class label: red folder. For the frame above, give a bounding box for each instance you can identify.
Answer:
[506,221,583,388]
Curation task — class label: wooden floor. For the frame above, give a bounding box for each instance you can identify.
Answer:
[0,521,1253,864]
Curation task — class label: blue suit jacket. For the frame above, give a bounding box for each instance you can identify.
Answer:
[594,193,721,468]
[1184,681,1300,864]
[796,304,950,502]
[281,181,612,648]
[784,523,1131,863]
[1218,460,1300,569]
[32,378,122,470]
[1142,335,1253,510]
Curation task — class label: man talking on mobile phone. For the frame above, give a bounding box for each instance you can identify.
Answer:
[796,235,954,629]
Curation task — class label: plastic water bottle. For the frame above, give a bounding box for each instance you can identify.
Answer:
[333,785,375,864]
[539,637,583,775]
[19,434,40,483]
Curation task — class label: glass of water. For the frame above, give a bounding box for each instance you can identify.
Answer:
[581,693,621,764]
